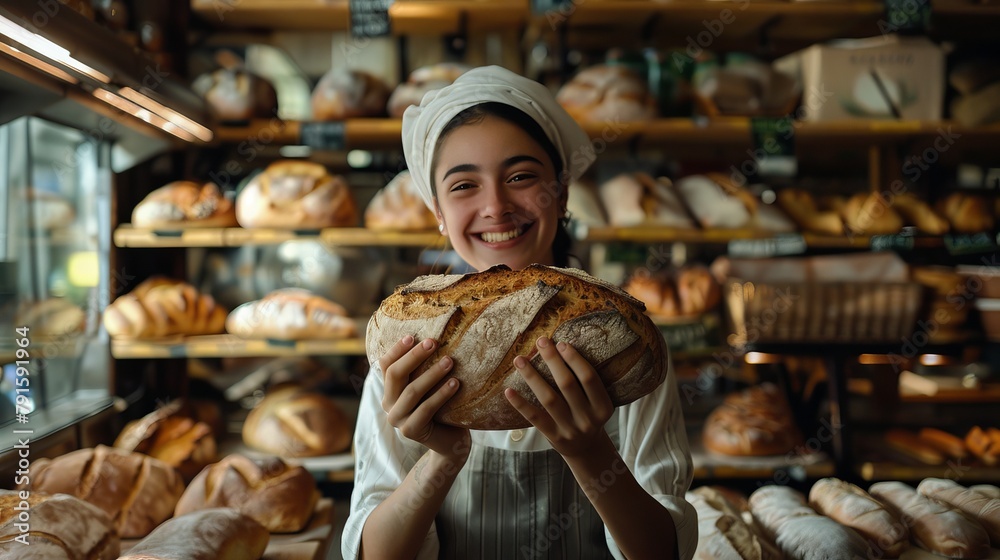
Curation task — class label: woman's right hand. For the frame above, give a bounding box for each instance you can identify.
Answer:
[379,335,471,462]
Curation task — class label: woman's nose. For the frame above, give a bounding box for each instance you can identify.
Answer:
[479,184,514,218]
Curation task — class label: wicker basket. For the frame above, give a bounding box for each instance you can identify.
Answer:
[724,279,925,345]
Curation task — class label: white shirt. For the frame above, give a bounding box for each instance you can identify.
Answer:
[342,359,697,560]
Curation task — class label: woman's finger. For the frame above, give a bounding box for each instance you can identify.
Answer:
[382,337,436,410]
[505,387,556,435]
[405,376,460,435]
[393,355,454,416]
[513,352,572,427]
[535,337,591,423]
[555,340,613,421]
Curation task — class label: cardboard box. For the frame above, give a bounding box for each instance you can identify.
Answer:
[775,36,944,121]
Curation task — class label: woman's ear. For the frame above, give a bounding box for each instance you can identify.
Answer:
[558,182,570,218]
[434,201,447,236]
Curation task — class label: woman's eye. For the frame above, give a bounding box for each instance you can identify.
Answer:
[508,173,535,183]
[451,182,474,191]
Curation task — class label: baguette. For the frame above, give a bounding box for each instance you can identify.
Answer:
[884,428,946,465]
[869,481,991,558]
[807,478,909,558]
[748,485,871,560]
[918,478,1000,546]
[918,427,969,461]
[971,485,1000,500]
[0,490,119,559]
[118,508,269,560]
[366,264,668,430]
[775,189,843,235]
[690,486,783,560]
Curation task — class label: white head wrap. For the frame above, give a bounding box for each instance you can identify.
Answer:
[401,65,595,211]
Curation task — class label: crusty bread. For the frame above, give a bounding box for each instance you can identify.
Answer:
[242,385,352,457]
[808,478,909,557]
[556,64,658,122]
[841,192,904,235]
[917,427,969,461]
[175,454,320,533]
[192,67,278,122]
[22,445,185,539]
[869,481,991,558]
[226,288,357,340]
[971,485,1000,500]
[918,478,1000,546]
[937,192,995,234]
[132,181,237,228]
[884,429,947,465]
[0,490,120,559]
[103,277,227,339]
[113,400,217,482]
[689,487,782,560]
[703,383,802,457]
[364,171,438,231]
[892,193,950,235]
[387,63,469,118]
[775,189,844,235]
[16,298,86,337]
[236,160,358,229]
[118,508,269,560]
[965,426,1000,466]
[677,265,721,316]
[311,68,389,120]
[623,273,680,318]
[598,172,694,228]
[749,485,871,560]
[366,264,668,430]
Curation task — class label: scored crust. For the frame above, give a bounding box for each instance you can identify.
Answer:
[367,264,667,430]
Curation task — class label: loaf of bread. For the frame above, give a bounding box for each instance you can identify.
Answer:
[598,173,694,228]
[226,288,357,340]
[366,264,668,430]
[841,192,904,235]
[118,508,269,560]
[689,487,782,560]
[677,266,721,316]
[236,161,358,228]
[884,428,947,465]
[623,273,679,318]
[192,67,278,122]
[0,490,119,559]
[748,485,872,560]
[775,189,843,235]
[952,81,1000,128]
[917,478,1000,546]
[703,383,802,456]
[966,426,1000,466]
[892,193,950,235]
[869,481,991,558]
[807,478,909,557]
[113,399,217,482]
[103,277,227,339]
[242,385,352,457]
[365,171,438,231]
[22,445,185,538]
[175,454,320,533]
[556,64,658,122]
[972,485,1000,499]
[387,63,469,118]
[26,188,75,230]
[675,174,756,230]
[132,181,237,228]
[937,193,995,234]
[917,427,969,461]
[311,68,389,120]
[950,60,1000,96]
[16,298,86,337]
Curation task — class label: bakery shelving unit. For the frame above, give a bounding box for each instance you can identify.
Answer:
[110,335,367,360]
[113,224,444,248]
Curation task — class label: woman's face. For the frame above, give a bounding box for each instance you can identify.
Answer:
[433,115,564,272]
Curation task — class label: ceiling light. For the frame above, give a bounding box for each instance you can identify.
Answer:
[0,14,109,83]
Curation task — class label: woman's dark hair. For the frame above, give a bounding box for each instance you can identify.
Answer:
[432,102,574,267]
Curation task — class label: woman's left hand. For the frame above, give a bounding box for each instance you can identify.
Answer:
[504,336,614,460]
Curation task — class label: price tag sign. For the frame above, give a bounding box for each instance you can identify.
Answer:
[532,0,572,15]
[945,232,999,255]
[299,121,346,151]
[751,117,797,177]
[884,0,931,33]
[350,0,393,38]
[870,234,916,252]
[728,234,807,258]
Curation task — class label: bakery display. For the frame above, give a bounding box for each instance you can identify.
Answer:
[749,485,871,560]
[0,490,120,559]
[15,297,86,337]
[113,399,218,482]
[366,264,668,430]
[25,188,76,230]
[622,265,720,319]
[598,173,694,228]
[703,383,803,456]
[21,445,185,539]
[118,508,269,560]
[235,160,358,229]
[226,288,357,340]
[131,181,237,228]
[192,67,278,122]
[242,385,353,457]
[688,486,782,560]
[917,478,1000,546]
[869,481,991,558]
[807,477,909,557]
[387,62,470,118]
[311,68,390,120]
[364,171,438,231]
[103,277,228,339]
[556,64,658,123]
[175,454,320,533]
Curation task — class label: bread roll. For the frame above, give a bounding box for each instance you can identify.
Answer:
[623,273,680,318]
[226,288,357,340]
[387,63,469,118]
[599,173,694,228]
[689,487,782,560]
[22,445,184,538]
[0,490,119,559]
[192,67,278,122]
[25,188,75,230]
[775,189,843,235]
[103,277,227,339]
[132,181,237,228]
[366,264,668,430]
[364,171,437,231]
[556,64,658,122]
[242,385,352,457]
[114,400,217,482]
[808,478,909,557]
[311,68,389,120]
[884,429,946,465]
[917,427,969,461]
[917,478,1000,546]
[703,383,802,456]
[567,178,608,227]
[677,265,721,316]
[869,481,991,558]
[175,454,319,533]
[675,175,755,229]
[937,192,995,234]
[966,426,1000,466]
[118,508,269,560]
[236,161,358,229]
[749,485,872,560]
[16,298,86,337]
[841,192,904,235]
[891,193,949,235]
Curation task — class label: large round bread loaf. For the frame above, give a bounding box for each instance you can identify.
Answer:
[366,264,668,430]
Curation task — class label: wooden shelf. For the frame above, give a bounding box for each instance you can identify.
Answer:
[114,224,443,248]
[858,461,1000,482]
[111,334,367,359]
[689,429,835,480]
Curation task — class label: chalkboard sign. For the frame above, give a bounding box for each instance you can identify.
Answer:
[350,0,393,38]
[945,232,1000,255]
[299,121,346,151]
[870,233,916,252]
[884,0,931,33]
[532,0,573,15]
[728,234,807,258]
[751,117,797,177]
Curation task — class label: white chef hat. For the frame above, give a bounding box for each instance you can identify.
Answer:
[401,65,595,212]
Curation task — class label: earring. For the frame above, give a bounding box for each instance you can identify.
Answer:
[438,223,445,234]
